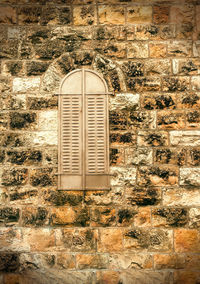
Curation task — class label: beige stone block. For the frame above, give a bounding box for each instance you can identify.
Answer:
[109,93,140,111]
[23,228,55,252]
[163,188,200,206]
[191,76,200,90]
[149,43,167,58]
[170,131,200,146]
[170,5,194,24]
[98,228,123,252]
[127,42,148,58]
[110,166,136,187]
[30,131,58,146]
[189,208,200,228]
[174,228,200,253]
[73,5,97,26]
[98,5,125,25]
[13,77,40,93]
[76,254,108,269]
[134,207,151,227]
[0,6,17,24]
[174,271,200,284]
[38,110,58,131]
[127,6,152,24]
[180,168,200,186]
[109,253,153,269]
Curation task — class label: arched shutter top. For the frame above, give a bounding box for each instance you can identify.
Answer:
[60,69,108,95]
[58,69,110,191]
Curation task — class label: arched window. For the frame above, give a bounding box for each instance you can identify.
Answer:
[58,69,110,190]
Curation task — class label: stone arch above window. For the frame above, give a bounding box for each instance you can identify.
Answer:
[58,68,110,190]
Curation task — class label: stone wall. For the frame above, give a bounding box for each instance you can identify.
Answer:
[0,0,200,283]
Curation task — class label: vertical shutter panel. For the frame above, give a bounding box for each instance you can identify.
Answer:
[59,69,110,190]
[59,94,82,190]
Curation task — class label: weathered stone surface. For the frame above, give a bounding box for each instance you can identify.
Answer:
[41,6,71,25]
[189,208,200,228]
[149,43,167,58]
[126,187,161,206]
[30,168,56,187]
[170,5,194,25]
[94,26,126,41]
[10,112,37,130]
[124,228,173,252]
[9,187,38,205]
[91,207,116,227]
[76,254,108,269]
[134,207,151,227]
[109,111,127,130]
[157,110,185,129]
[0,207,20,225]
[138,131,168,147]
[188,148,200,166]
[98,5,125,25]
[154,254,185,269]
[153,5,169,24]
[51,207,89,227]
[125,147,153,166]
[163,188,200,206]
[127,42,148,58]
[170,130,200,146]
[23,228,55,252]
[0,6,17,24]
[13,77,40,93]
[138,166,178,186]
[127,6,152,23]
[110,166,136,187]
[0,228,24,252]
[73,5,97,25]
[56,253,75,269]
[152,208,188,227]
[180,168,200,186]
[43,190,83,206]
[117,208,135,226]
[38,110,58,131]
[109,93,139,112]
[141,93,176,110]
[110,148,124,166]
[9,94,26,110]
[7,150,42,166]
[18,6,41,24]
[2,168,28,187]
[174,271,200,284]
[128,111,156,129]
[145,59,171,76]
[109,253,153,269]
[155,148,186,166]
[186,110,200,128]
[191,76,200,90]
[3,61,23,76]
[98,228,123,252]
[174,228,200,253]
[110,132,135,146]
[30,131,58,146]
[162,76,189,92]
[0,39,18,59]
[168,41,192,57]
[26,61,49,76]
[56,228,97,252]
[177,93,200,109]
[0,253,19,272]
[27,95,58,110]
[22,207,49,227]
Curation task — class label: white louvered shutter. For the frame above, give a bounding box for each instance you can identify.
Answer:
[58,69,110,190]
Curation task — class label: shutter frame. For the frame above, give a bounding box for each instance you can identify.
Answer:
[58,69,110,190]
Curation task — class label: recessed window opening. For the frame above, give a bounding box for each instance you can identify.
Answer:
[58,69,110,190]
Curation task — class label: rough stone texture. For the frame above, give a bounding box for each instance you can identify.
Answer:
[0,1,199,283]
